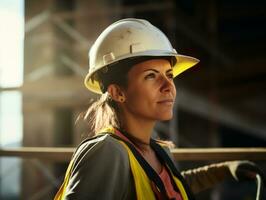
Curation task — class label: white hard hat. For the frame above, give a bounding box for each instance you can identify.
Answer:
[85,18,199,94]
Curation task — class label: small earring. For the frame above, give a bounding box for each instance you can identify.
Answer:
[120,97,125,102]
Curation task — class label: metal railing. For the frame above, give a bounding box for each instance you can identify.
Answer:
[0,147,266,161]
[1,147,265,200]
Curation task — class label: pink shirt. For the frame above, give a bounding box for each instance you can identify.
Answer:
[159,166,183,200]
[114,129,183,200]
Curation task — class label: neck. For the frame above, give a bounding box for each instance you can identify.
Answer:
[119,113,155,146]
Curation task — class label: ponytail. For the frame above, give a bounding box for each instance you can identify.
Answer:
[82,92,120,136]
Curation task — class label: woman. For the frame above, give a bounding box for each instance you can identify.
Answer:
[55,18,263,200]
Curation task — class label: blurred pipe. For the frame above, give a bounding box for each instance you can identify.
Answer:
[29,159,60,186]
[25,64,54,82]
[178,88,266,140]
[0,147,266,162]
[52,17,91,47]
[174,17,233,66]
[25,10,51,34]
[60,54,87,76]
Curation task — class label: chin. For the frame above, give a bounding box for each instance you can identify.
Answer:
[158,113,173,121]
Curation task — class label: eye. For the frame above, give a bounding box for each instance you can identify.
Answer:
[167,73,174,79]
[145,73,156,80]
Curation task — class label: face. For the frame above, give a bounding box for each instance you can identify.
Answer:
[120,58,176,122]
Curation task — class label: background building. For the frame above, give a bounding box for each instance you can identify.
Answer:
[0,0,266,199]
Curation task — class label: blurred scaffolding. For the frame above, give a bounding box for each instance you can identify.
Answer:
[0,0,266,199]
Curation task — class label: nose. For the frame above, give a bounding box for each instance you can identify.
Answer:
[160,75,175,93]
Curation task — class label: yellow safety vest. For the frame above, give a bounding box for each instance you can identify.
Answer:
[54,128,192,200]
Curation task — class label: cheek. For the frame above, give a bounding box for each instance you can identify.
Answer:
[125,84,156,108]
[127,88,153,105]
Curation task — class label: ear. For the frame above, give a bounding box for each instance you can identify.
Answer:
[107,84,126,103]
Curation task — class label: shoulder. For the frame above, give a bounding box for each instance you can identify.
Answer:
[65,134,135,199]
[71,134,129,171]
[76,134,127,156]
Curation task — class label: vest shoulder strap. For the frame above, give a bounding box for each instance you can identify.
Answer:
[110,134,169,200]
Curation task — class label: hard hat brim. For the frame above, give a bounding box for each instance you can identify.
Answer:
[84,54,199,94]
[173,54,200,77]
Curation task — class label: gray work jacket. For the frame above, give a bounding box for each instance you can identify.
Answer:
[63,134,232,199]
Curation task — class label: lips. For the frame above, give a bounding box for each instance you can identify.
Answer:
[157,99,174,105]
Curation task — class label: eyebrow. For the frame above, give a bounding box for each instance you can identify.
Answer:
[143,68,173,73]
